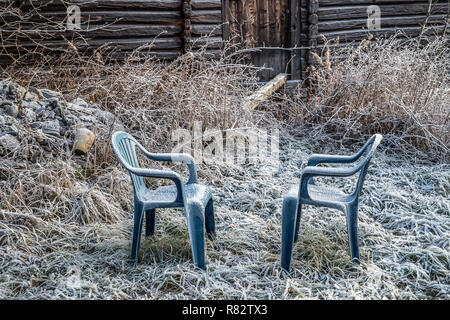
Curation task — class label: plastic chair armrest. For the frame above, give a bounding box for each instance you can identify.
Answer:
[141,151,198,184]
[307,154,360,166]
[133,140,198,184]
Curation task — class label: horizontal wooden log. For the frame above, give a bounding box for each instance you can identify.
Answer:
[16,0,182,10]
[318,25,447,43]
[309,34,442,50]
[106,49,181,61]
[191,24,222,36]
[319,14,448,32]
[2,24,183,39]
[318,0,447,6]
[5,10,184,24]
[318,4,448,21]
[0,48,181,65]
[192,0,221,10]
[191,10,222,23]
[190,36,224,49]
[3,37,183,50]
[83,10,182,24]
[188,48,222,58]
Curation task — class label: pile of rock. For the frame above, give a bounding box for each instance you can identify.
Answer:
[0,79,123,162]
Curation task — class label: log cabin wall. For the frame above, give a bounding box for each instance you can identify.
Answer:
[0,0,223,64]
[1,0,449,79]
[190,0,223,53]
[305,0,449,79]
[224,0,449,81]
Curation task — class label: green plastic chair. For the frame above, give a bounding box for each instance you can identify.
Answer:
[111,131,215,270]
[281,134,382,272]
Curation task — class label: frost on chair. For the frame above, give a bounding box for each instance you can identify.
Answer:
[111,131,215,270]
[280,134,382,273]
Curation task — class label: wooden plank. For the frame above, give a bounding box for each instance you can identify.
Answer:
[257,0,268,46]
[289,0,302,80]
[221,0,230,40]
[318,25,447,43]
[318,14,448,32]
[192,0,221,9]
[191,9,222,23]
[2,24,183,39]
[243,73,287,110]
[1,11,183,25]
[4,37,183,50]
[190,36,223,49]
[318,0,446,6]
[106,49,181,61]
[191,24,222,36]
[18,0,183,9]
[317,4,448,21]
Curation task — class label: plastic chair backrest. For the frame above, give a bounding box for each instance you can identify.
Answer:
[353,134,383,197]
[112,132,145,195]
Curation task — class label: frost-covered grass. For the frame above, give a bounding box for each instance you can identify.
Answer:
[1,32,448,299]
[1,134,448,299]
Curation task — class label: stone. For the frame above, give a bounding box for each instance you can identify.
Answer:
[62,113,78,126]
[0,101,19,117]
[78,115,98,128]
[23,87,44,102]
[70,97,89,108]
[42,120,61,136]
[35,129,45,144]
[21,100,41,110]
[0,134,19,153]
[95,109,115,126]
[22,108,36,122]
[0,123,18,136]
[41,88,64,100]
[45,98,60,110]
[73,128,95,155]
[0,80,24,102]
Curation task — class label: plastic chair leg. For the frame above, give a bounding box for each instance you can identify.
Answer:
[280,196,299,273]
[187,201,206,270]
[204,198,216,239]
[145,209,156,237]
[346,202,360,264]
[293,203,302,243]
[130,201,144,263]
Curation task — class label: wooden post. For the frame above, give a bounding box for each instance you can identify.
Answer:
[306,0,319,80]
[289,0,302,80]
[222,0,230,41]
[183,0,192,53]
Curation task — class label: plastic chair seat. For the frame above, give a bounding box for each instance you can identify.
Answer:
[286,183,353,206]
[141,183,212,209]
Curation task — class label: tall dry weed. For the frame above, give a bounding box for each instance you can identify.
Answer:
[288,34,449,162]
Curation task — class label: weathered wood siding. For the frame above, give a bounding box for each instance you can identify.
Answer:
[224,0,449,80]
[224,0,292,80]
[306,0,449,79]
[1,0,448,78]
[188,0,223,53]
[313,0,448,43]
[0,0,223,64]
